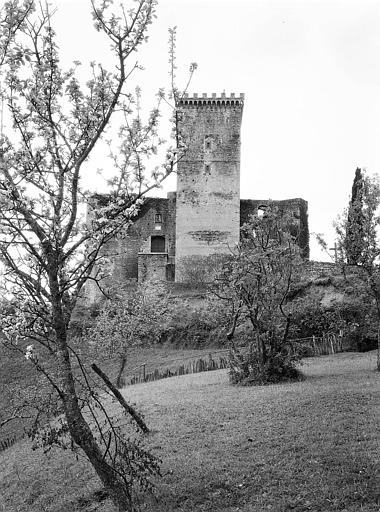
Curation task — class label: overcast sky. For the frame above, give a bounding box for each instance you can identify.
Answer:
[54,0,380,260]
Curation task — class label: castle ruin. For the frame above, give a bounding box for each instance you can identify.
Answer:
[86,93,309,300]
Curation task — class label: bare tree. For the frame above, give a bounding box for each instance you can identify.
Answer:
[0,1,193,510]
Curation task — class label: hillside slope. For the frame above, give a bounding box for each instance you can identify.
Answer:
[0,351,378,512]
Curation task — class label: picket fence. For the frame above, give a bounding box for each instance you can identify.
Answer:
[0,433,24,453]
[0,333,344,453]
[125,332,344,387]
[127,350,229,386]
[291,332,344,357]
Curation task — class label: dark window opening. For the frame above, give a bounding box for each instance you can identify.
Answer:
[155,213,162,223]
[206,140,211,149]
[151,235,165,253]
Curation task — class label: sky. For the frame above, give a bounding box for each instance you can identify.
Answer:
[52,0,380,260]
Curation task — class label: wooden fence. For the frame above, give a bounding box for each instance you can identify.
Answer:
[125,332,344,387]
[127,351,229,386]
[291,332,344,357]
[0,433,23,453]
[0,333,345,453]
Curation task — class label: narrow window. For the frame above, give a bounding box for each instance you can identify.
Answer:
[151,236,165,253]
[205,164,211,174]
[206,141,211,149]
[154,213,163,230]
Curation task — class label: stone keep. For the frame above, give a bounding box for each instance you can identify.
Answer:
[85,92,309,301]
[175,93,244,281]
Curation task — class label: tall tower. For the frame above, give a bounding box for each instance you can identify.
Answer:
[175,92,244,282]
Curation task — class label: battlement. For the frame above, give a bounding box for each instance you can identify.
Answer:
[177,92,244,107]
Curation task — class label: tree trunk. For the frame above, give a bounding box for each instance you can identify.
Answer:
[56,339,132,511]
[49,271,132,512]
[256,332,267,365]
[377,325,380,372]
[91,363,149,434]
[116,355,127,388]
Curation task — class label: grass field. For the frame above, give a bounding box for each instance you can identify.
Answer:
[0,342,227,443]
[0,351,379,512]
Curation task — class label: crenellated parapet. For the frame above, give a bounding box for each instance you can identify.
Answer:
[175,92,244,282]
[177,92,244,107]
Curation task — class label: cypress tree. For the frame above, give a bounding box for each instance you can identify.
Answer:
[346,168,365,264]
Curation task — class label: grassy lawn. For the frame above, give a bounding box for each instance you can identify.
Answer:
[0,342,226,443]
[0,351,379,512]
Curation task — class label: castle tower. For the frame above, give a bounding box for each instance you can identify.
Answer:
[175,92,244,282]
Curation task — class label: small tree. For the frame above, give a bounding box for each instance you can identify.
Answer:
[346,167,365,265]
[335,169,380,370]
[0,1,195,510]
[212,205,304,385]
[89,283,169,387]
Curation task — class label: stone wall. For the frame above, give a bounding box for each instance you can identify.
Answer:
[84,91,313,299]
[113,196,176,280]
[85,194,311,302]
[85,194,176,302]
[240,198,310,258]
[175,94,244,281]
[305,260,340,279]
[138,253,169,282]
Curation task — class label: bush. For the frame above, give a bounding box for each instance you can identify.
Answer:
[290,302,345,339]
[228,344,304,386]
[290,297,378,352]
[68,304,94,338]
[356,337,378,352]
[158,299,228,348]
[176,254,229,286]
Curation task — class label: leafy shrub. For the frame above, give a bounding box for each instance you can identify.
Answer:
[290,294,378,352]
[158,298,228,348]
[212,206,305,385]
[68,304,95,338]
[229,344,304,386]
[176,254,229,286]
[88,283,169,386]
[356,337,378,352]
[290,302,345,339]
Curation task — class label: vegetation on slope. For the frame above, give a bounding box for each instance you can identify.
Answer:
[0,351,378,512]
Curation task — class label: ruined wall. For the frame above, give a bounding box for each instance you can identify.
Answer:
[175,93,244,282]
[306,261,340,278]
[84,90,313,299]
[138,253,169,282]
[113,196,175,280]
[85,195,176,302]
[240,198,310,258]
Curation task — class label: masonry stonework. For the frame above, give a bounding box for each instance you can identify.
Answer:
[175,94,244,281]
[86,92,310,301]
[240,198,309,259]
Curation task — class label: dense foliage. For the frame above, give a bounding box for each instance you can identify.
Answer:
[335,169,380,369]
[89,283,169,387]
[212,205,305,385]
